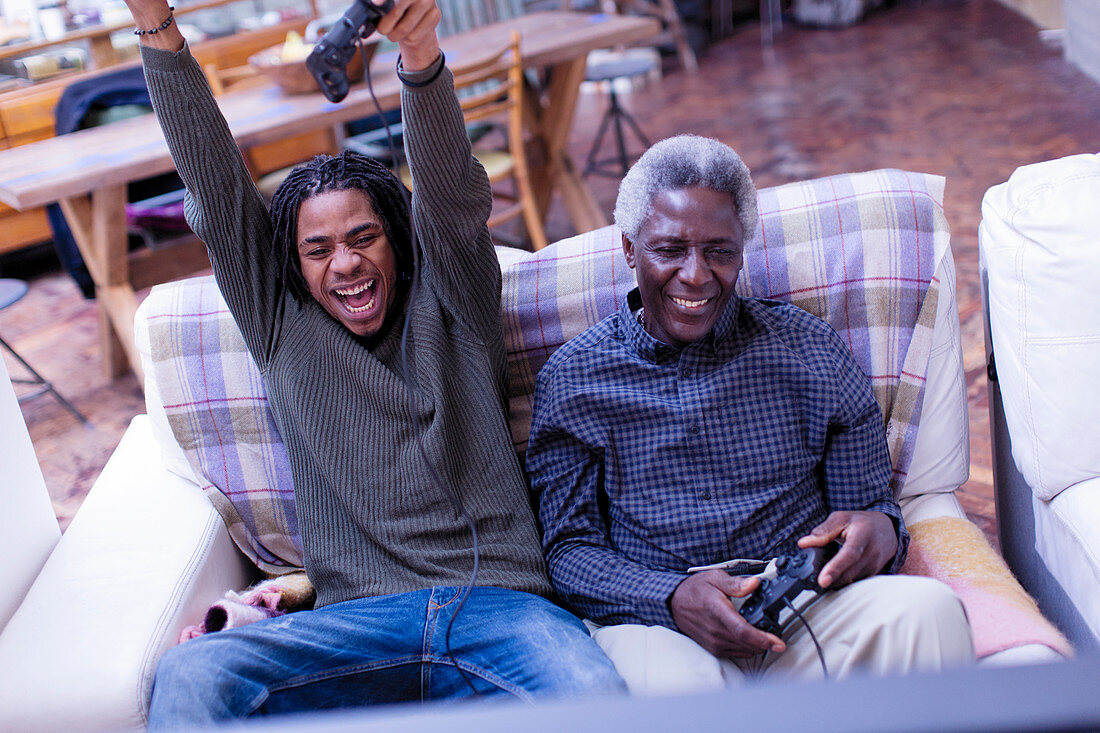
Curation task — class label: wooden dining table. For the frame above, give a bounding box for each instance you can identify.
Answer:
[0,11,659,382]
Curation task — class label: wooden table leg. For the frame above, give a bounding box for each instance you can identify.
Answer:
[96,304,129,379]
[59,186,144,383]
[529,56,610,234]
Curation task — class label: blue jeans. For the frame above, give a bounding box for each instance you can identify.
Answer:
[148,586,625,729]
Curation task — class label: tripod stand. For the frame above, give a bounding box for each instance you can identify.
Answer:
[582,56,655,178]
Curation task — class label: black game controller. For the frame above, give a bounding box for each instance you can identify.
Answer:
[738,542,840,637]
[306,0,396,103]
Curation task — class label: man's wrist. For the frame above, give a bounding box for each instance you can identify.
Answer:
[397,39,442,73]
[397,51,445,87]
[133,5,175,34]
[874,508,908,573]
[128,1,182,47]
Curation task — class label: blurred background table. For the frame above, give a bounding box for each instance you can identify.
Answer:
[0,10,659,382]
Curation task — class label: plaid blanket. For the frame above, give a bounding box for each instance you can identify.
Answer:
[142,168,947,574]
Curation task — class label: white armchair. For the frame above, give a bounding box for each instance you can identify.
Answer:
[0,361,253,731]
[0,357,60,633]
[980,152,1100,651]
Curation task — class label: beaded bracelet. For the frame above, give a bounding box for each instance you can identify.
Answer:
[134,7,175,36]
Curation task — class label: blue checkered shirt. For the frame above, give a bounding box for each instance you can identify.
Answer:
[527,289,907,628]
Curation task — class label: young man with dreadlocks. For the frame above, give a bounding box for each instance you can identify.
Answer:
[123,0,624,726]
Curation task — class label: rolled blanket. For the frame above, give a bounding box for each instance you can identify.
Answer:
[179,572,315,644]
[901,516,1073,659]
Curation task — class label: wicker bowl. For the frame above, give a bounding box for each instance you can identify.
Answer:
[248,38,376,95]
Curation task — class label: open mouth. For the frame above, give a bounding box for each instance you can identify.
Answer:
[334,279,378,314]
[671,295,712,310]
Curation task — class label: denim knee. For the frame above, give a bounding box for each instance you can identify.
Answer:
[149,635,261,727]
[155,635,230,685]
[509,603,626,697]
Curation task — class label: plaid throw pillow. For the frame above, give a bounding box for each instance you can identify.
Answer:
[140,276,302,575]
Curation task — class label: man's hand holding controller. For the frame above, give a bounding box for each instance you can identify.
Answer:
[670,509,896,662]
[797,509,898,589]
[307,0,444,75]
[669,570,787,661]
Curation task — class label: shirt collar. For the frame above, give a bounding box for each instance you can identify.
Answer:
[711,290,742,343]
[620,288,743,361]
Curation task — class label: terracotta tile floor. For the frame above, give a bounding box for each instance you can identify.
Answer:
[3,0,1099,542]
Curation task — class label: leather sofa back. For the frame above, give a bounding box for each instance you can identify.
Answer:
[980,153,1100,501]
[0,358,60,632]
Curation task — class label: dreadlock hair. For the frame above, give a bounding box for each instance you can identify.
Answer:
[269,149,414,304]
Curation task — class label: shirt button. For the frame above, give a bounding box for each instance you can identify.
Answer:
[680,367,693,378]
[702,491,711,500]
[689,425,700,435]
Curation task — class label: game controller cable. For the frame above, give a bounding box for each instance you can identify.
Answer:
[751,591,829,679]
[780,596,828,678]
[739,543,840,679]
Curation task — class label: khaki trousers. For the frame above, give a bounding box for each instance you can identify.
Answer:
[587,575,975,696]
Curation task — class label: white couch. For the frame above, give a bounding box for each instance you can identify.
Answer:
[0,374,254,731]
[0,357,60,634]
[980,152,1100,651]
[0,168,1071,731]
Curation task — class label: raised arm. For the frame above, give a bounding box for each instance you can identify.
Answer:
[387,0,502,337]
[125,0,280,364]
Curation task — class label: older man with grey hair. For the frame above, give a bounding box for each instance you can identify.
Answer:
[527,135,973,690]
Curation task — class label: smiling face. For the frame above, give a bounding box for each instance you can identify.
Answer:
[296,188,398,338]
[624,187,745,347]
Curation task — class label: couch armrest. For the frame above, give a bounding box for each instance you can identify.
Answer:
[900,244,969,502]
[0,415,255,732]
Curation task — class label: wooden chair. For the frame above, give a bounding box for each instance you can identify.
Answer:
[400,32,548,251]
[202,62,269,96]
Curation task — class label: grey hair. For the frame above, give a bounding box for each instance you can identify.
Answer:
[613,134,758,244]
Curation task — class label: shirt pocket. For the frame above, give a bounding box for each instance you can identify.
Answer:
[712,396,819,493]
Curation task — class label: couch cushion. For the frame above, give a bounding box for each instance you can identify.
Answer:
[1035,476,1100,639]
[980,153,1100,501]
[902,250,970,503]
[133,302,201,487]
[137,278,303,575]
[140,169,948,573]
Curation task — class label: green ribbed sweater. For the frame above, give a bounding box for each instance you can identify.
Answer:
[141,44,552,607]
